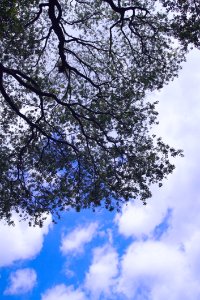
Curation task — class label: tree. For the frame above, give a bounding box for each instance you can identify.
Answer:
[0,0,199,226]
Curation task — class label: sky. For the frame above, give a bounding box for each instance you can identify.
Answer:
[0,49,200,300]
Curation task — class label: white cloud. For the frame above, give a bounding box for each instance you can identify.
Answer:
[184,231,200,279]
[115,199,167,239]
[152,50,200,248]
[60,222,98,255]
[117,240,200,300]
[41,284,87,300]
[4,268,37,295]
[85,244,119,299]
[154,49,200,148]
[0,212,52,267]
[113,49,200,300]
[114,52,200,242]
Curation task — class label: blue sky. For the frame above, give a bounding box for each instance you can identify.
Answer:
[1,49,200,300]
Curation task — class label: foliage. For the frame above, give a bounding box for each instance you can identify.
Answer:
[0,0,198,225]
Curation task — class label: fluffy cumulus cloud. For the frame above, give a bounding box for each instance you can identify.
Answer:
[0,212,52,267]
[4,268,37,295]
[115,199,167,239]
[117,240,200,300]
[60,222,98,255]
[84,244,119,299]
[41,284,87,300]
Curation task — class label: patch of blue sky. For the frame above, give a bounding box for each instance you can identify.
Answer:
[0,200,174,300]
[152,208,172,240]
[0,208,115,299]
[1,265,36,300]
[134,285,151,300]
[1,204,137,300]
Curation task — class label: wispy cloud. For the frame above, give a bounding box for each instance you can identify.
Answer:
[60,222,98,255]
[4,268,37,295]
[41,284,87,300]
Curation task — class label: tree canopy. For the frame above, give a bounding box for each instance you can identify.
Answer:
[0,0,199,225]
